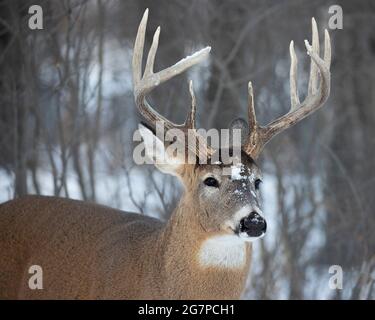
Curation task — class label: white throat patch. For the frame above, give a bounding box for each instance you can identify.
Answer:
[198,235,247,269]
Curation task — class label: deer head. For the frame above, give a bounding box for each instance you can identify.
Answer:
[133,9,331,242]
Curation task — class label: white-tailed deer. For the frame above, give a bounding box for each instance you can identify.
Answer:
[0,10,331,299]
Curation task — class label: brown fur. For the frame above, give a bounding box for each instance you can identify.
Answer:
[0,192,251,299]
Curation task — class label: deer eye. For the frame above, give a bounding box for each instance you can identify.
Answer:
[204,177,219,188]
[254,179,262,190]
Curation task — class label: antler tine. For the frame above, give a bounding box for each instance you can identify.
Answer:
[132,9,148,89]
[247,81,257,130]
[185,80,196,129]
[243,81,265,157]
[156,47,211,88]
[289,41,300,110]
[243,18,331,159]
[324,29,331,69]
[308,18,320,95]
[144,26,160,76]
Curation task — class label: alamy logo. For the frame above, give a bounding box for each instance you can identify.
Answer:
[28,5,43,30]
[328,265,343,290]
[328,5,343,30]
[133,121,243,169]
[28,265,43,290]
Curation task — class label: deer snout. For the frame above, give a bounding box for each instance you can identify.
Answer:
[239,212,267,237]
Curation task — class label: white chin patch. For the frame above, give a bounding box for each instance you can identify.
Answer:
[198,235,247,269]
[238,231,266,242]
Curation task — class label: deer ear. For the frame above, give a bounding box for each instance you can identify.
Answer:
[138,124,184,176]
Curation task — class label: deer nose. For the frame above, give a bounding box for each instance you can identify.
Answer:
[239,212,267,237]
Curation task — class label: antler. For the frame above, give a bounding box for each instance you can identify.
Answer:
[243,18,331,159]
[132,9,214,159]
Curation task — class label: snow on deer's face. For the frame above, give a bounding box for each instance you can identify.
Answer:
[194,150,266,241]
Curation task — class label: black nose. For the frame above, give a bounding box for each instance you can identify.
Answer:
[239,212,267,237]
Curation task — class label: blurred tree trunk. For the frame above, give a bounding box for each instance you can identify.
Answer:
[0,0,34,197]
[323,0,375,267]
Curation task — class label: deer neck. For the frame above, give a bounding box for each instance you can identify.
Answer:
[158,192,252,296]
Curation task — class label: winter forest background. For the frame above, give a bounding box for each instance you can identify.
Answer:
[0,0,374,299]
